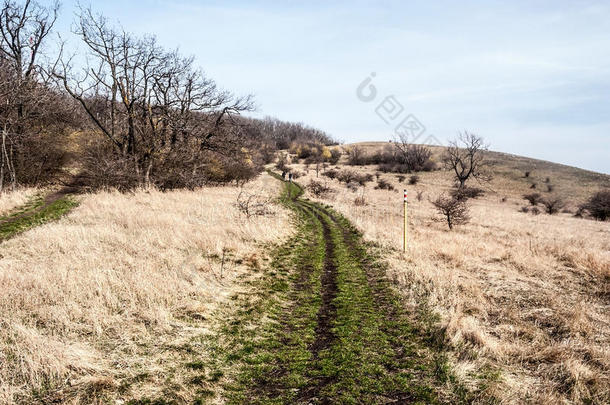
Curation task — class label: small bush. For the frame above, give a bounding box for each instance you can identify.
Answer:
[354,196,367,206]
[375,178,394,191]
[236,190,273,218]
[520,206,530,213]
[523,192,543,206]
[546,184,554,193]
[346,181,360,192]
[501,196,507,203]
[581,190,610,221]
[530,183,537,189]
[545,177,551,183]
[329,148,342,164]
[336,170,372,186]
[542,197,565,215]
[452,186,484,201]
[323,169,338,180]
[432,194,470,230]
[416,191,424,201]
[397,175,405,183]
[524,171,531,178]
[307,180,332,197]
[531,207,540,215]
[408,175,420,185]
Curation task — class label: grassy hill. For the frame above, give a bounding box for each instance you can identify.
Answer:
[0,143,608,404]
[347,141,609,204]
[288,142,609,404]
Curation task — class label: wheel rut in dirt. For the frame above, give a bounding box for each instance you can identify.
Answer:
[308,204,338,358]
[209,173,465,405]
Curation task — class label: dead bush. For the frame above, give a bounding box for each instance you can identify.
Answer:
[236,189,273,218]
[323,169,338,180]
[354,195,367,206]
[542,197,565,215]
[307,180,332,198]
[375,178,394,191]
[432,194,470,230]
[452,186,484,201]
[531,206,540,215]
[416,191,424,201]
[523,192,543,206]
[397,175,405,183]
[520,206,530,213]
[581,190,610,221]
[409,175,420,185]
[336,169,372,185]
[346,181,360,192]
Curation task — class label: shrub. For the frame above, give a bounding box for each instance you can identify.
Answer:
[416,191,424,201]
[524,171,531,178]
[523,192,543,206]
[375,178,394,191]
[307,180,332,197]
[520,206,530,213]
[432,194,470,230]
[530,183,537,189]
[346,146,371,165]
[354,195,367,206]
[236,189,273,218]
[336,169,356,183]
[531,207,540,215]
[323,169,338,180]
[581,190,610,221]
[336,170,372,186]
[346,182,360,192]
[546,184,554,193]
[541,197,565,215]
[329,148,342,164]
[545,177,551,183]
[451,186,484,201]
[408,175,420,185]
[397,175,405,183]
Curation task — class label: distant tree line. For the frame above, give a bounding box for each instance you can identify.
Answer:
[0,0,334,192]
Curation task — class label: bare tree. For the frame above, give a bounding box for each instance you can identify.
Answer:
[0,0,67,191]
[393,133,433,172]
[442,132,489,188]
[541,197,565,215]
[432,194,470,230]
[53,5,253,188]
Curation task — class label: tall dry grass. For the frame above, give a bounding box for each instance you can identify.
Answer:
[296,161,610,404]
[0,188,38,216]
[0,172,291,403]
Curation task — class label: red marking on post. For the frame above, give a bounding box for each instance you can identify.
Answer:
[403,190,407,202]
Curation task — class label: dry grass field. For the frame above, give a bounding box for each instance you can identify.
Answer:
[0,173,291,404]
[0,188,38,216]
[291,142,610,404]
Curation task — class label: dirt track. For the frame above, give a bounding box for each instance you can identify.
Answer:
[216,175,462,404]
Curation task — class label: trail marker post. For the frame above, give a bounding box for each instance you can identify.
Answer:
[403,189,407,252]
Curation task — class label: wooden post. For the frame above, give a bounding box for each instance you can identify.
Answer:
[403,189,407,252]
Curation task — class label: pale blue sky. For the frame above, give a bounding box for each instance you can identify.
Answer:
[53,0,610,173]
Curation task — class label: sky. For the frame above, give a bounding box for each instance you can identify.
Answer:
[52,0,610,173]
